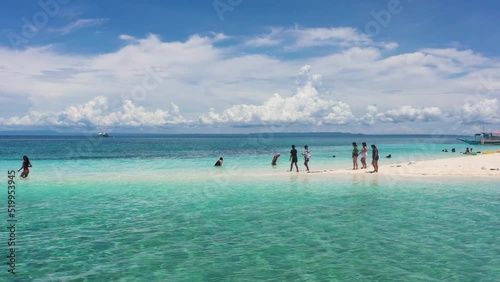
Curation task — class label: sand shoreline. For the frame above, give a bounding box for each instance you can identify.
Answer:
[23,151,500,184]
[294,151,500,179]
[217,151,500,180]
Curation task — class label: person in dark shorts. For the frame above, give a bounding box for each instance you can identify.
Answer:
[352,142,359,170]
[289,145,299,172]
[18,155,32,178]
[214,157,223,166]
[371,144,379,173]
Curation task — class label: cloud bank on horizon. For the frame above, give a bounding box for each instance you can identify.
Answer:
[1,0,499,134]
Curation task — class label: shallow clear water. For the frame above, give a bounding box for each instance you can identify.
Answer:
[0,134,499,281]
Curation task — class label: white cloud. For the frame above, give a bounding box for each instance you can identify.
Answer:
[50,18,109,35]
[211,32,230,42]
[0,96,187,128]
[377,106,444,122]
[242,26,398,50]
[457,98,499,124]
[420,48,489,67]
[358,105,443,124]
[1,27,499,133]
[243,28,283,47]
[359,105,379,125]
[289,26,372,48]
[199,66,354,126]
[119,34,136,41]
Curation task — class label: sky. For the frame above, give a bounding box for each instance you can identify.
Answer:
[0,0,499,134]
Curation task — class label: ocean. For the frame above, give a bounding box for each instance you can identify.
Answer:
[1,133,499,281]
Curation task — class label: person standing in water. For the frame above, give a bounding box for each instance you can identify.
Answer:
[371,144,379,173]
[18,155,32,178]
[360,142,368,169]
[352,142,359,170]
[289,145,299,172]
[214,157,223,166]
[302,145,311,172]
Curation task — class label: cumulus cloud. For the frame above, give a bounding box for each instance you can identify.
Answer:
[0,96,187,128]
[199,65,354,126]
[457,98,499,124]
[1,27,499,132]
[377,105,444,122]
[359,105,444,124]
[359,105,379,125]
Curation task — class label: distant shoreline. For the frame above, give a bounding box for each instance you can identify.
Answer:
[0,131,469,138]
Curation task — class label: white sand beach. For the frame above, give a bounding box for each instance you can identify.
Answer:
[50,151,499,183]
[320,151,500,178]
[194,151,500,183]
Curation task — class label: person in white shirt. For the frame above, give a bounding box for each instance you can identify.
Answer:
[360,142,368,169]
[302,145,311,172]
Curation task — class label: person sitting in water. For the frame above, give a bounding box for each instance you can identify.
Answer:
[451,148,456,152]
[386,154,392,158]
[214,157,223,166]
[464,147,470,154]
[271,153,281,165]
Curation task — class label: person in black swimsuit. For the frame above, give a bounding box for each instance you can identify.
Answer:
[371,144,379,173]
[214,157,223,166]
[289,145,299,172]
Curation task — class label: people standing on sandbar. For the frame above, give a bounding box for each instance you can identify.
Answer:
[371,144,379,173]
[302,145,310,172]
[289,145,299,172]
[18,155,32,178]
[360,142,368,169]
[352,142,359,170]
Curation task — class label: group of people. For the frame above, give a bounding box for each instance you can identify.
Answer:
[352,142,379,173]
[287,145,310,172]
[261,143,380,173]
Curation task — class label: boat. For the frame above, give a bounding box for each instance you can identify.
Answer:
[98,132,110,137]
[457,131,500,145]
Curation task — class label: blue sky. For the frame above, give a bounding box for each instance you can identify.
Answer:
[0,0,499,134]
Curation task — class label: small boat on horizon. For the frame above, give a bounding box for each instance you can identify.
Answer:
[458,131,500,145]
[98,132,110,137]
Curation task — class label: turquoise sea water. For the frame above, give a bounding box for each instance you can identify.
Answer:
[1,133,499,281]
